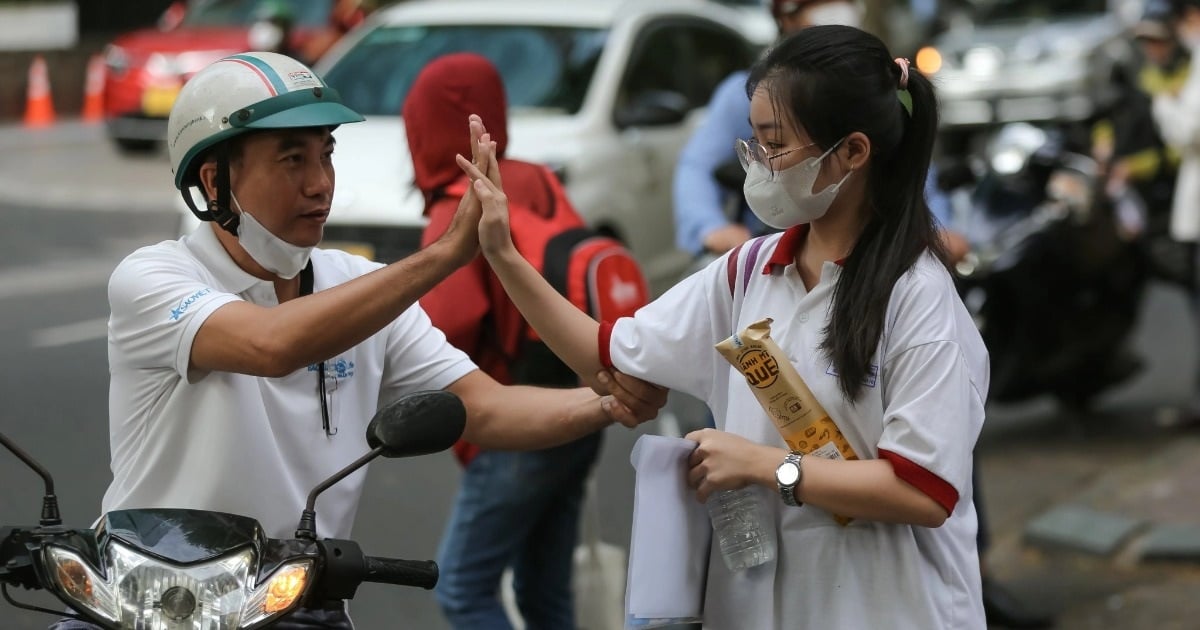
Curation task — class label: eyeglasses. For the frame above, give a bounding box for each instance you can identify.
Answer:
[735,138,817,179]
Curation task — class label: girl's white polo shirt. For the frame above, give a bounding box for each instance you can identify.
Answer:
[103,226,475,539]
[600,227,988,629]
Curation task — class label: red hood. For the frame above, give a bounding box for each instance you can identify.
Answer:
[403,53,510,202]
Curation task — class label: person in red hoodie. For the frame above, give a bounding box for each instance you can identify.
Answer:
[406,53,604,629]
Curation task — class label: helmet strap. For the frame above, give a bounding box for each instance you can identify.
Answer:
[180,145,240,235]
[213,147,241,235]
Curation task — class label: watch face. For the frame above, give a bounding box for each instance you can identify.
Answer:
[776,462,800,486]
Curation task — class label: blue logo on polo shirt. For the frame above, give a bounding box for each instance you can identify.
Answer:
[309,357,355,380]
[169,288,212,321]
[825,363,878,388]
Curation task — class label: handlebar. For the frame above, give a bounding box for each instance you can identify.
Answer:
[315,538,439,601]
[362,556,438,590]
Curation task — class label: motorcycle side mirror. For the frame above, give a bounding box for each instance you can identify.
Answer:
[367,390,466,458]
[0,432,61,527]
[295,391,466,539]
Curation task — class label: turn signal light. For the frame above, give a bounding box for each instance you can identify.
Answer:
[55,557,94,600]
[264,564,309,613]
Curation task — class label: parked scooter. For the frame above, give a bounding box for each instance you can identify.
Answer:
[0,390,465,629]
[943,122,1148,412]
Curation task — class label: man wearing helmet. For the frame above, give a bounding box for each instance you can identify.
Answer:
[53,52,665,629]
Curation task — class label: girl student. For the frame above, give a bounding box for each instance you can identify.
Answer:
[456,25,988,630]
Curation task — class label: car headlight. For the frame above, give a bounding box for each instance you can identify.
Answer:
[46,542,312,629]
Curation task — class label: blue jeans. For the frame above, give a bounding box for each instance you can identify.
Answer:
[49,605,352,629]
[436,432,603,630]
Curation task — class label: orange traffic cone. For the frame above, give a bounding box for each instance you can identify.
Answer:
[23,55,56,128]
[82,54,105,123]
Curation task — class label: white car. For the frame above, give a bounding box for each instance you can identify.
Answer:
[308,0,766,294]
[177,0,770,293]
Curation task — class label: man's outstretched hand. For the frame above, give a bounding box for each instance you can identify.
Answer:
[439,114,495,267]
[598,369,668,428]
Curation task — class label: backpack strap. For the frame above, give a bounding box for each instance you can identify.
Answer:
[725,243,745,298]
[726,236,769,299]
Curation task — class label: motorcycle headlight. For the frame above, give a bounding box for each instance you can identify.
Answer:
[46,541,313,629]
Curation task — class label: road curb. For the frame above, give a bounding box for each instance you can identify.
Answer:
[1020,436,1200,564]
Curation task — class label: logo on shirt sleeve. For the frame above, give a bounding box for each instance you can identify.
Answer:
[169,288,212,321]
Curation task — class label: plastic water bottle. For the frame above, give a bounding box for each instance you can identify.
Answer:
[708,487,776,571]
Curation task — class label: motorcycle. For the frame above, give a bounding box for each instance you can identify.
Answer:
[943,122,1148,412]
[0,390,466,629]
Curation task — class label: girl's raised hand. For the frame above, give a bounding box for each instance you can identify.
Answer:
[440,115,494,266]
[456,137,514,260]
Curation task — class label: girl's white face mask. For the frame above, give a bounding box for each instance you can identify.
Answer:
[232,193,313,279]
[742,139,852,230]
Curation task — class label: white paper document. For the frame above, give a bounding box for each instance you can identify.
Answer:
[625,435,711,628]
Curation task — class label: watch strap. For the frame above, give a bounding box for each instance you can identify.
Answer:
[778,451,803,507]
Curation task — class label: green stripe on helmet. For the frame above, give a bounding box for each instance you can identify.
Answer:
[227,53,290,94]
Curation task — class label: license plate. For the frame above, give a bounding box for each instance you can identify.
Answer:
[322,240,376,261]
[142,85,181,117]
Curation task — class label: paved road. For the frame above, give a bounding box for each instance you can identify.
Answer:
[1,122,1199,629]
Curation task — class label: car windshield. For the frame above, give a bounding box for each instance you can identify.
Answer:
[182,0,332,28]
[322,24,608,116]
[971,0,1108,23]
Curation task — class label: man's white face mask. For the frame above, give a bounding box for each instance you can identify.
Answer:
[805,1,863,28]
[231,192,313,279]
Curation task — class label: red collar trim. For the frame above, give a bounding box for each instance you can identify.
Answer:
[761,224,846,274]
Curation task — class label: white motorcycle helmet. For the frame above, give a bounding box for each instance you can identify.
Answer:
[167,51,363,229]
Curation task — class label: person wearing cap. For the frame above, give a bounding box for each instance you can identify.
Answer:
[50,51,666,629]
[1092,1,1189,273]
[1151,0,1200,424]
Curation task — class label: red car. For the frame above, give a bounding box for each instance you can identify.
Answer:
[102,0,363,152]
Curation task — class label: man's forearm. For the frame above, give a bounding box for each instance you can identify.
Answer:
[462,383,610,451]
[261,240,465,372]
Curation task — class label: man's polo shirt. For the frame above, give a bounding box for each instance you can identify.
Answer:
[103,225,474,539]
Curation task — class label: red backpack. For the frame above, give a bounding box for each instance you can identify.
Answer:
[448,166,650,386]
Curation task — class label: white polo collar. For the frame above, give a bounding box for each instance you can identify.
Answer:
[184,223,268,295]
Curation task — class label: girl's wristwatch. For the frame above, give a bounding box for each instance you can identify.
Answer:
[775,451,804,507]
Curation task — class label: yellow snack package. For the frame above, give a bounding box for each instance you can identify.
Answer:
[716,317,858,524]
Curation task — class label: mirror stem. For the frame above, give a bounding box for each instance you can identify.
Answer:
[0,432,61,527]
[295,446,383,540]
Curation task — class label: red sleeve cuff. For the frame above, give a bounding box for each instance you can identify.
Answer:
[598,321,614,369]
[878,448,959,515]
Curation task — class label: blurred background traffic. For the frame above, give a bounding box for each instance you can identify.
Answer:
[2,0,1200,628]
